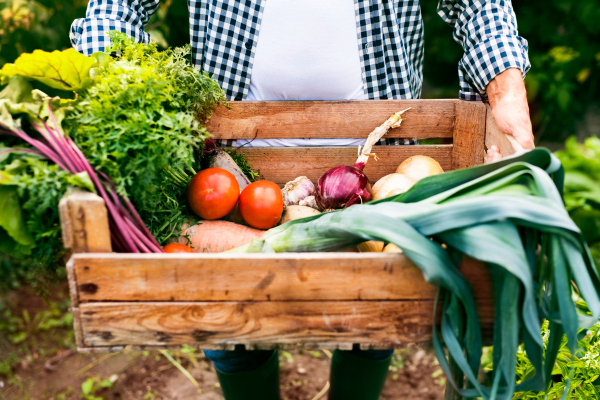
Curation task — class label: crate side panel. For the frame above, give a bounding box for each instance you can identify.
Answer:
[73,254,492,302]
[77,299,494,348]
[452,101,487,169]
[79,301,432,348]
[206,100,456,140]
[239,145,453,186]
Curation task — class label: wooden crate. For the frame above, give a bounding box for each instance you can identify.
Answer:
[61,99,517,354]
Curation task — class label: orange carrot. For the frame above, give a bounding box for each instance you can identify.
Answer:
[170,220,265,253]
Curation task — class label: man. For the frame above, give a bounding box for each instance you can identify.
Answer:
[70,1,534,398]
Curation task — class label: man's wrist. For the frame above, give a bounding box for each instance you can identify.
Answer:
[486,68,527,108]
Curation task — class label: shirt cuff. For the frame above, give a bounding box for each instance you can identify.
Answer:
[458,34,531,99]
[70,18,152,56]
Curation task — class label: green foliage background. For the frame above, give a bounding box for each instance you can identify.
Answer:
[1,0,599,143]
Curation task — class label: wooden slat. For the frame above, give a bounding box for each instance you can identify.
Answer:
[79,299,493,348]
[71,307,85,349]
[72,253,492,302]
[452,101,487,169]
[206,100,457,140]
[58,189,112,253]
[484,104,524,157]
[239,145,452,186]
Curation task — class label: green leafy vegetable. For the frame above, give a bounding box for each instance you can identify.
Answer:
[0,48,96,92]
[0,183,34,257]
[65,32,226,244]
[223,148,259,182]
[0,32,226,290]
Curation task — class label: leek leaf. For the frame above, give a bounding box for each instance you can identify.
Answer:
[236,148,599,399]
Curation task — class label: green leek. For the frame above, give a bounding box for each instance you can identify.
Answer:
[230,148,599,400]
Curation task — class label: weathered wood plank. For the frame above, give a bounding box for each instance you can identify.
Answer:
[59,189,112,253]
[239,145,453,186]
[71,307,85,349]
[452,101,487,170]
[206,100,457,140]
[75,342,355,354]
[72,253,492,302]
[484,104,524,157]
[79,299,494,348]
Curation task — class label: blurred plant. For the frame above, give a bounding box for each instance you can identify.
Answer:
[554,136,600,266]
[81,375,115,400]
[485,317,600,399]
[421,0,600,143]
[0,0,88,65]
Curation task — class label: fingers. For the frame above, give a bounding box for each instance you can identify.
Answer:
[512,132,535,150]
[486,145,503,163]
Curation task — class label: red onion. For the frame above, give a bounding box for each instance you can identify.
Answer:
[315,164,371,211]
[314,109,410,211]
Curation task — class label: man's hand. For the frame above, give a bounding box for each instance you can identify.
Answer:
[486,68,535,162]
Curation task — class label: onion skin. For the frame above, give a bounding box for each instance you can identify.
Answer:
[315,165,371,211]
[357,240,385,252]
[383,243,403,253]
[371,173,414,201]
[396,156,444,183]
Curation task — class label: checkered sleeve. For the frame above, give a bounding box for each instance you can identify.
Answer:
[70,0,161,55]
[437,0,530,100]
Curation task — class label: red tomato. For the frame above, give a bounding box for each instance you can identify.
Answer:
[239,181,283,229]
[188,168,240,220]
[163,243,194,253]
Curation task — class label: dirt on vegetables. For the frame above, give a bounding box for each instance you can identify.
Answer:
[0,284,446,400]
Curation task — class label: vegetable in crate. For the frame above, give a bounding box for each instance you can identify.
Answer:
[231,148,600,400]
[239,180,284,229]
[396,155,444,183]
[187,167,240,220]
[371,155,444,200]
[371,173,414,201]
[281,176,315,207]
[65,32,226,245]
[315,109,409,211]
[0,32,227,287]
[204,139,252,190]
[170,220,265,253]
[163,243,194,253]
[278,205,320,225]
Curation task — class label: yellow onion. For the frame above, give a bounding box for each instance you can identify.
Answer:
[357,240,384,252]
[371,173,414,201]
[396,155,444,183]
[383,243,403,253]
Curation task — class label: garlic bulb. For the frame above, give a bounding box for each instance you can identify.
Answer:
[371,173,414,201]
[396,155,443,183]
[281,176,315,207]
[299,195,320,210]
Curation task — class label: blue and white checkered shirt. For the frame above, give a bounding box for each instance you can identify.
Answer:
[71,0,530,102]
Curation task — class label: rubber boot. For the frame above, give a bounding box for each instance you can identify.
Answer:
[328,349,393,400]
[214,351,280,400]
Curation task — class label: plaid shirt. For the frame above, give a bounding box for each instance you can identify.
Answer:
[71,0,530,103]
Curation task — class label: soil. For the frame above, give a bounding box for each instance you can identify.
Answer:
[0,284,446,400]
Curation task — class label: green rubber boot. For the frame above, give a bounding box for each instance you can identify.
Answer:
[328,349,393,400]
[214,351,280,400]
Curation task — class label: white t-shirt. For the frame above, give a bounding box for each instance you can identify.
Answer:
[238,0,366,147]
